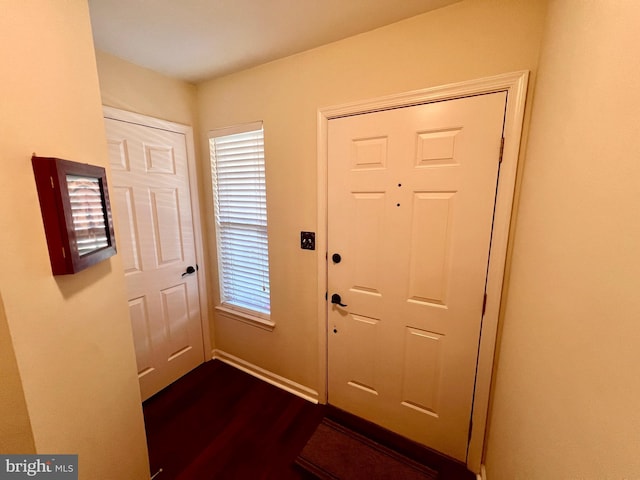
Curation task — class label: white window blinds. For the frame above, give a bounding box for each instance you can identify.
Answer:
[209,122,270,316]
[66,175,109,255]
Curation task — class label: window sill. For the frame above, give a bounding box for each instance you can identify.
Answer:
[215,305,275,332]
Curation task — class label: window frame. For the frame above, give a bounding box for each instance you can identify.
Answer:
[209,121,273,330]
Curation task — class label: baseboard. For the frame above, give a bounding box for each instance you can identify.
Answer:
[212,349,319,404]
[477,464,487,480]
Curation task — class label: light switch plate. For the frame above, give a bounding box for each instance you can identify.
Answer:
[301,231,315,250]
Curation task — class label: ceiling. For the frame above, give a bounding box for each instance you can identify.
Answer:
[88,0,459,84]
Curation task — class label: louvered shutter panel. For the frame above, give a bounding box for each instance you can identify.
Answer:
[210,125,270,315]
[66,175,109,255]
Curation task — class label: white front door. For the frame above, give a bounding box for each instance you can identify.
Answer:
[327,92,506,460]
[105,117,205,401]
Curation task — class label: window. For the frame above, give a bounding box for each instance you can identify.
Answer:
[209,122,271,323]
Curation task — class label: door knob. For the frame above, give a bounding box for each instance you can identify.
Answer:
[331,293,348,307]
[181,265,197,277]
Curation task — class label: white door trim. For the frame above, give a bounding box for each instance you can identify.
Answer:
[102,106,212,363]
[316,71,529,473]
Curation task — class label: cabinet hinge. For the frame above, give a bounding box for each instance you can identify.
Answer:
[482,293,487,316]
[498,137,505,164]
[50,176,55,189]
[61,247,66,259]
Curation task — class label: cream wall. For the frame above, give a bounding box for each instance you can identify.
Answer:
[197,0,548,391]
[96,49,198,127]
[0,294,35,454]
[484,1,640,478]
[0,2,148,478]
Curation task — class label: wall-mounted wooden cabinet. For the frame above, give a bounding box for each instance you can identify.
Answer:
[32,156,117,275]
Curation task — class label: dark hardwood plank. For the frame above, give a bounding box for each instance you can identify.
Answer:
[143,360,324,479]
[143,359,475,479]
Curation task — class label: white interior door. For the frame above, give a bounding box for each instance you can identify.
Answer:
[327,92,506,460]
[105,117,205,401]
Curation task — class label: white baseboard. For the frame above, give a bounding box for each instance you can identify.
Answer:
[477,464,487,480]
[212,349,319,404]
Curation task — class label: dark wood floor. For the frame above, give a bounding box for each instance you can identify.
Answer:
[143,359,474,479]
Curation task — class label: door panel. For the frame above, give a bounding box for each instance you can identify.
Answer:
[327,92,506,460]
[128,297,153,376]
[408,192,454,306]
[151,187,183,264]
[112,186,141,273]
[105,118,204,401]
[401,326,443,417]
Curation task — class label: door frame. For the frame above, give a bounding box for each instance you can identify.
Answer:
[316,71,529,472]
[102,106,212,364]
